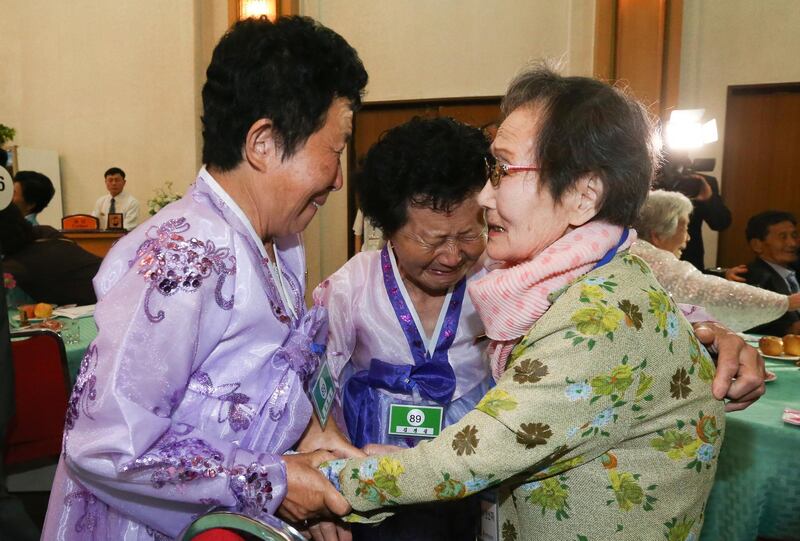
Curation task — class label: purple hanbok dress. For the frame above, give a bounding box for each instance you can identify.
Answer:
[43,168,324,540]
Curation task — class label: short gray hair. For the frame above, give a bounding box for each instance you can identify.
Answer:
[634,189,693,241]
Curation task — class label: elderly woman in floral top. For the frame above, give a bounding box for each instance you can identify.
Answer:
[321,65,734,540]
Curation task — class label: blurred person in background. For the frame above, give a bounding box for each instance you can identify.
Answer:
[0,204,101,306]
[741,210,800,335]
[91,166,140,229]
[632,190,800,332]
[12,170,55,225]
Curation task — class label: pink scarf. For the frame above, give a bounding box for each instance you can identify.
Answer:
[468,221,635,380]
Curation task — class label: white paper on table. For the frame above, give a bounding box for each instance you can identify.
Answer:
[52,304,95,319]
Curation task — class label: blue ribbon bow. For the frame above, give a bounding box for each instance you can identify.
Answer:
[343,357,456,448]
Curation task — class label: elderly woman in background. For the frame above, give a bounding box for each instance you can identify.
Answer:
[631,189,800,332]
[43,17,367,540]
[321,66,741,540]
[313,117,491,540]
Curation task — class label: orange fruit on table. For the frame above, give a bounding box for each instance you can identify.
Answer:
[34,303,53,318]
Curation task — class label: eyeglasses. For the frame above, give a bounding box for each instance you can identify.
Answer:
[485,158,540,188]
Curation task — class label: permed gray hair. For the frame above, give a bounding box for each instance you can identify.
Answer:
[634,189,694,242]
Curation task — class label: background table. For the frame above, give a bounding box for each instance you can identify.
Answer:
[701,357,800,541]
[9,313,97,384]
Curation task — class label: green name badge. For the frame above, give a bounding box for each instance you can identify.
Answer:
[388,404,443,438]
[310,358,335,428]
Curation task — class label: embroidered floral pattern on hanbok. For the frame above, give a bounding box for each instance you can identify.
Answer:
[663,516,697,541]
[64,344,99,436]
[564,355,654,437]
[512,358,549,384]
[670,368,692,399]
[522,475,571,520]
[687,332,715,383]
[189,371,254,432]
[118,424,275,514]
[433,469,495,500]
[133,218,236,322]
[650,411,721,472]
[64,487,99,533]
[351,457,404,505]
[229,461,276,515]
[121,424,226,488]
[476,388,518,418]
[501,520,518,541]
[622,252,651,275]
[617,299,643,330]
[516,422,553,449]
[646,286,679,352]
[565,275,625,350]
[600,452,658,512]
[451,425,479,456]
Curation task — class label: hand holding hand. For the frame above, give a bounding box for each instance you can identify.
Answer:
[279,450,352,523]
[692,321,765,411]
[297,416,366,460]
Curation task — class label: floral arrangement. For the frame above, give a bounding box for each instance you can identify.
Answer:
[147,181,183,216]
[3,272,16,289]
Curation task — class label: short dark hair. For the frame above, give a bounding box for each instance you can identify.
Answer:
[0,203,34,256]
[13,170,55,214]
[502,64,659,226]
[745,210,797,241]
[356,117,490,237]
[201,16,368,171]
[104,167,126,179]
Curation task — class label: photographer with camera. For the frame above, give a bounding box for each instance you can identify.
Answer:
[655,150,732,270]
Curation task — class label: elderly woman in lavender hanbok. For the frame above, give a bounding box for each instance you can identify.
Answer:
[313,118,493,540]
[42,17,367,540]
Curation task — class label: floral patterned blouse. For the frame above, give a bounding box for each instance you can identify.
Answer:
[323,252,725,541]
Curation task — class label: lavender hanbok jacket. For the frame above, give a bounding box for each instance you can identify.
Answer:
[43,168,323,540]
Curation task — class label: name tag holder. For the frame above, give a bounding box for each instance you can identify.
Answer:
[309,357,335,428]
[387,403,443,438]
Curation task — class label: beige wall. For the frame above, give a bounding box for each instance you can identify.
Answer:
[302,0,597,291]
[0,0,228,220]
[679,0,800,268]
[1,0,595,299]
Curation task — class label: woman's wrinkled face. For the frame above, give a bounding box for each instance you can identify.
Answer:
[390,196,485,295]
[264,98,352,236]
[477,106,573,265]
[654,214,690,257]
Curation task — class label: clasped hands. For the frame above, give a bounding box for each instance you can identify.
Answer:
[279,415,375,541]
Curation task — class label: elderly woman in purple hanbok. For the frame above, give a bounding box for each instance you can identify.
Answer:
[314,117,492,539]
[42,17,367,540]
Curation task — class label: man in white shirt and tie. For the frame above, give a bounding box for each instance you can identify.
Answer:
[91,166,140,230]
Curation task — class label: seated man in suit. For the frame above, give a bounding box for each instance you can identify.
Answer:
[745,210,800,335]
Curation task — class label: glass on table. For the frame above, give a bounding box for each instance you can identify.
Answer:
[59,319,81,345]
